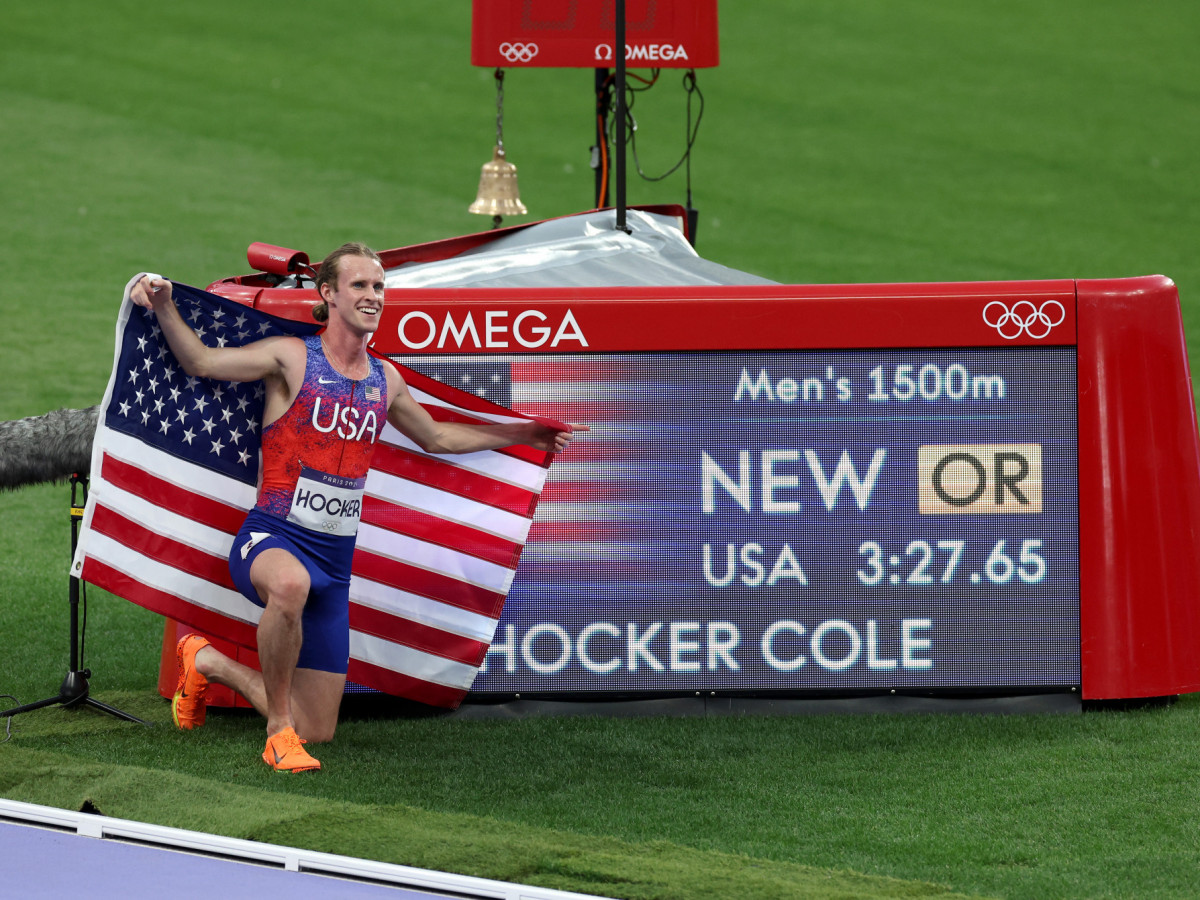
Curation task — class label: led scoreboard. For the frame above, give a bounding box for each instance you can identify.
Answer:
[225,271,1200,705]
[447,346,1079,694]
[388,298,1081,697]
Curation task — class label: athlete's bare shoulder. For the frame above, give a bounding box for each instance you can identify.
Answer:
[379,356,408,404]
[271,334,309,370]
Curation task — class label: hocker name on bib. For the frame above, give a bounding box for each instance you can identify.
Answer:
[288,466,366,536]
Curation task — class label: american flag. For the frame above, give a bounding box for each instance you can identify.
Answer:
[72,280,563,708]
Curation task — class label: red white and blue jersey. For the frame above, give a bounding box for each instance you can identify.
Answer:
[255,335,389,536]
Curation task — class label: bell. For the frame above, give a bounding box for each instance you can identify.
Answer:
[468,146,528,217]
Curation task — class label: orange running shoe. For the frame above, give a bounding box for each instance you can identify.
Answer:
[262,727,322,773]
[171,634,211,730]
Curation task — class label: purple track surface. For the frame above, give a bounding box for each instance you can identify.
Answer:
[2,820,447,899]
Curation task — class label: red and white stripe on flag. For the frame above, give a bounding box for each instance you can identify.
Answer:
[73,283,560,709]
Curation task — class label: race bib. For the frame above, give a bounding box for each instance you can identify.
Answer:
[287,466,366,537]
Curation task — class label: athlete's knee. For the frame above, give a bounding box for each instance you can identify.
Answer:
[292,670,344,743]
[295,702,339,743]
[302,719,337,743]
[258,568,310,611]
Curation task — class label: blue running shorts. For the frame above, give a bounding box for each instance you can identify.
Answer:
[228,508,355,674]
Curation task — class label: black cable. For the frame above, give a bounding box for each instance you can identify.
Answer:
[626,67,661,89]
[684,71,697,211]
[614,68,705,184]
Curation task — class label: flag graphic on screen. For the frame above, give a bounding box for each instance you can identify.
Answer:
[72,281,562,708]
[506,357,663,576]
[400,355,653,560]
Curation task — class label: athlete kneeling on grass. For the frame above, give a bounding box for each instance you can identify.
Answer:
[130,243,583,772]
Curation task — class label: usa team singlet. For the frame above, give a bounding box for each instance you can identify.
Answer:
[228,334,390,673]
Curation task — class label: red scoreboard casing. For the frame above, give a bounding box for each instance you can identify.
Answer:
[203,245,1200,705]
[471,0,719,69]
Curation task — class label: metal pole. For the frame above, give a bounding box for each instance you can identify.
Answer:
[614,0,630,232]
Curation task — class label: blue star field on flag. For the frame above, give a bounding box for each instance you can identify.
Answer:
[104,283,320,486]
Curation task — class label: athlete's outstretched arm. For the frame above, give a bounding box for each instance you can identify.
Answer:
[382,362,582,455]
[128,275,301,384]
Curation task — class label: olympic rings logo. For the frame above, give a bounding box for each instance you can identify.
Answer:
[982,299,1066,340]
[499,42,539,63]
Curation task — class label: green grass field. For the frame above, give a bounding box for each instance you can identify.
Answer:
[4,2,1200,898]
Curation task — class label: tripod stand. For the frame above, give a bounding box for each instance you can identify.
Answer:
[1,473,149,725]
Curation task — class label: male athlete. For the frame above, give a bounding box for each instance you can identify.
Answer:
[129,243,580,772]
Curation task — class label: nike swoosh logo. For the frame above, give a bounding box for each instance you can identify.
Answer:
[240,531,272,560]
[318,377,337,384]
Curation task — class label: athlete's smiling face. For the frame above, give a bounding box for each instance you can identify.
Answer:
[324,255,386,335]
